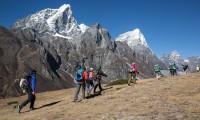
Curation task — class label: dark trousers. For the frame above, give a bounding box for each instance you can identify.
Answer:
[20,91,36,109]
[94,79,103,93]
[170,69,177,76]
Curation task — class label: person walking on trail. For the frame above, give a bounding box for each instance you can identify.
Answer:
[169,65,174,76]
[73,67,87,102]
[153,64,162,80]
[196,64,200,72]
[128,63,139,86]
[182,64,189,74]
[17,70,37,113]
[93,66,107,94]
[86,68,95,97]
[169,63,177,76]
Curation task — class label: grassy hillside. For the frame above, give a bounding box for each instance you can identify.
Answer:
[0,73,200,120]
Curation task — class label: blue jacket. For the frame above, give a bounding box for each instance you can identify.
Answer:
[30,74,36,92]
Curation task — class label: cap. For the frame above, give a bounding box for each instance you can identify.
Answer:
[90,68,93,71]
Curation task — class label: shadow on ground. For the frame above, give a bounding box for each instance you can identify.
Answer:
[20,100,62,113]
[86,86,113,99]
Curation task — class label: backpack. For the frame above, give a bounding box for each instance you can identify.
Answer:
[75,69,84,81]
[182,65,188,70]
[169,65,173,70]
[19,78,29,93]
[172,66,176,70]
[92,70,97,81]
[154,64,160,72]
[128,66,135,73]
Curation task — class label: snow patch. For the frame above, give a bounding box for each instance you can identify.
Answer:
[53,33,71,39]
[184,59,190,63]
[79,24,89,33]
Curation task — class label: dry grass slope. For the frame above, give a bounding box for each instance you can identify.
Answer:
[0,73,200,120]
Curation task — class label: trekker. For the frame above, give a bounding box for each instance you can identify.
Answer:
[196,64,200,72]
[169,63,177,76]
[169,65,174,76]
[86,68,95,97]
[17,70,37,113]
[73,67,87,102]
[182,64,189,74]
[93,66,107,94]
[128,63,139,86]
[153,64,162,80]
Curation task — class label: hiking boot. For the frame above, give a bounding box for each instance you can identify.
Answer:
[30,107,35,110]
[17,106,21,113]
[100,89,104,91]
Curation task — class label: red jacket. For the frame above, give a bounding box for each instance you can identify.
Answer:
[82,71,88,82]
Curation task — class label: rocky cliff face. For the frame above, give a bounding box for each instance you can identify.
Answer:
[0,26,75,98]
[0,26,21,97]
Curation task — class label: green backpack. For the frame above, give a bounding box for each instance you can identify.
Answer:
[154,64,160,72]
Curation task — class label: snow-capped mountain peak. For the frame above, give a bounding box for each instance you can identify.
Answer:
[115,28,155,55]
[59,4,71,11]
[115,28,149,48]
[47,4,72,30]
[13,4,85,37]
[170,50,181,61]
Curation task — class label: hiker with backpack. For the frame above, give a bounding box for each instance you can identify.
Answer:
[182,64,189,74]
[86,68,95,98]
[73,67,87,102]
[169,63,177,76]
[128,63,139,86]
[153,64,162,80]
[196,64,200,72]
[93,66,107,94]
[17,70,37,113]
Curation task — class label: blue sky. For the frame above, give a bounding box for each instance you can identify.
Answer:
[0,0,200,58]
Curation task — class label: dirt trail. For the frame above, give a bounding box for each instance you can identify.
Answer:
[0,73,200,120]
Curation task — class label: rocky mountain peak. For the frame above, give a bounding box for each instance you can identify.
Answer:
[169,50,181,61]
[93,23,101,29]
[115,28,149,48]
[12,4,81,37]
[58,4,71,11]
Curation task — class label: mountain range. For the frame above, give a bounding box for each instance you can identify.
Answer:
[160,50,200,72]
[0,4,198,98]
